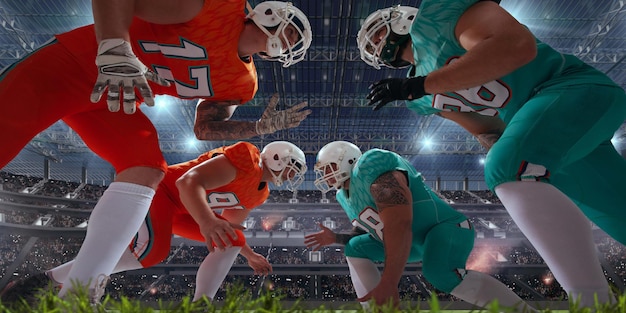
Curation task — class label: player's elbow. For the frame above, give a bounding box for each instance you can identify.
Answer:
[192,126,204,140]
[176,171,202,190]
[510,31,537,67]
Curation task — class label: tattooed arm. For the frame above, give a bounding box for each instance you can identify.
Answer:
[193,100,259,141]
[193,94,312,141]
[362,171,413,306]
[438,111,505,150]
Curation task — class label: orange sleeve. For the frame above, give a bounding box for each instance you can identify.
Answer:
[223,142,261,173]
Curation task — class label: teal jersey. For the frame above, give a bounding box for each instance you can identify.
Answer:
[406,0,619,123]
[336,149,466,245]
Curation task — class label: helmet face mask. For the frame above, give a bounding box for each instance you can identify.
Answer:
[357,5,418,69]
[249,1,313,67]
[314,141,362,193]
[261,141,307,191]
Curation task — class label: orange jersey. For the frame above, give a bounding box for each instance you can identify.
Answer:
[55,0,258,104]
[0,0,257,175]
[160,141,269,211]
[131,141,269,266]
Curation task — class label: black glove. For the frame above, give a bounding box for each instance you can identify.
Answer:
[366,76,429,111]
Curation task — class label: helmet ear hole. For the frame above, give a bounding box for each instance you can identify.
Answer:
[261,141,307,191]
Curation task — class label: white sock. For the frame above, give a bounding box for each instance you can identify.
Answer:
[495,181,611,306]
[58,182,154,297]
[193,247,242,301]
[49,249,143,285]
[450,270,538,312]
[346,256,381,309]
[47,262,72,286]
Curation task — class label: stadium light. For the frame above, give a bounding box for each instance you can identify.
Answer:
[422,138,432,149]
[153,95,171,110]
[611,135,620,146]
[186,138,198,149]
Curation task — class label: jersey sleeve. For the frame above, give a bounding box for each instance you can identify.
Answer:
[222,141,261,173]
[405,0,483,115]
[415,0,481,45]
[353,149,406,187]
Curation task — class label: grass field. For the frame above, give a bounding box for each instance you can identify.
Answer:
[0,284,620,313]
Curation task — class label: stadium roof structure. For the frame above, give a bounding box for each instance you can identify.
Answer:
[1,0,625,186]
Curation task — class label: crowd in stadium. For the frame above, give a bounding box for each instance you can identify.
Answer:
[1,171,625,304]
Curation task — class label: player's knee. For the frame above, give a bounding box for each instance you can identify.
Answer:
[485,137,555,191]
[484,149,513,191]
[211,229,246,248]
[344,241,358,258]
[486,159,551,191]
[344,236,386,261]
[133,246,171,268]
[230,229,246,247]
[115,166,166,189]
[422,267,462,293]
[344,240,367,258]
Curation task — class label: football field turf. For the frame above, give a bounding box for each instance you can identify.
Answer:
[144,311,571,313]
[143,309,569,313]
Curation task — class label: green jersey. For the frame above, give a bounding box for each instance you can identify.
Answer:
[336,149,465,245]
[406,0,618,123]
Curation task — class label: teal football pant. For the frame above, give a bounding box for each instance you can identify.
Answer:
[344,220,474,293]
[485,84,626,242]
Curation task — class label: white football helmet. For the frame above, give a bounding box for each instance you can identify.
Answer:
[248,1,312,67]
[357,5,418,69]
[314,141,362,193]
[261,141,307,191]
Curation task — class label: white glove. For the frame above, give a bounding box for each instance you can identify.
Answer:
[255,93,312,135]
[90,39,171,114]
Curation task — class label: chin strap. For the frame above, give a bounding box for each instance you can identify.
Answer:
[243,1,283,58]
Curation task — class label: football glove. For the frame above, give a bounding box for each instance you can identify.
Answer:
[255,93,312,135]
[366,76,429,111]
[90,39,171,114]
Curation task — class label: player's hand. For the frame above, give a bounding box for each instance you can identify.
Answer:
[304,223,336,251]
[201,217,245,253]
[247,252,273,276]
[366,76,428,111]
[90,38,171,114]
[255,93,312,135]
[357,283,401,308]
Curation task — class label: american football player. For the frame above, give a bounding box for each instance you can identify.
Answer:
[306,141,537,312]
[356,1,625,307]
[0,0,312,299]
[1,141,307,304]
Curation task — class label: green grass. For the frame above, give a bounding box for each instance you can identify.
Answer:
[0,284,624,313]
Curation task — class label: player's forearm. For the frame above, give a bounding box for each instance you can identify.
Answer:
[177,182,218,226]
[193,121,260,140]
[425,2,536,94]
[193,99,262,140]
[380,208,412,286]
[92,0,134,42]
[381,238,411,285]
[239,244,255,259]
